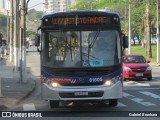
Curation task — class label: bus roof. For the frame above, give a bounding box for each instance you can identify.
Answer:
[41,10,120,20]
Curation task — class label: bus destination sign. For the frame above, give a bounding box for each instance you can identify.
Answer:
[51,16,111,26]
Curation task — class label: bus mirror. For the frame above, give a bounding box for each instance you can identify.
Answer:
[123,36,128,48]
[35,34,40,46]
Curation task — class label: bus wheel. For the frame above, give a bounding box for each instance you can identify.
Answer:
[50,100,59,108]
[108,99,118,107]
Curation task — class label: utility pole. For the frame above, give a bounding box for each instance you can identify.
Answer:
[157,0,160,63]
[13,0,19,71]
[9,0,14,63]
[128,0,131,54]
[20,0,27,82]
[6,10,9,45]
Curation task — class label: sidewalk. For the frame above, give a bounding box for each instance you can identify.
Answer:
[0,58,36,111]
[149,62,160,67]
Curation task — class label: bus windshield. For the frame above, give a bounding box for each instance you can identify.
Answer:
[42,30,121,68]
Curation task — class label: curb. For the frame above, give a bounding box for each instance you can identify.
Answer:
[16,78,36,105]
[0,79,36,111]
[0,105,7,110]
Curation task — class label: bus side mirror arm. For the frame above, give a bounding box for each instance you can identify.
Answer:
[35,34,40,47]
[37,47,41,53]
[35,27,42,47]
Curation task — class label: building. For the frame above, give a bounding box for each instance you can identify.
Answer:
[0,0,5,14]
[0,0,9,15]
[43,0,76,14]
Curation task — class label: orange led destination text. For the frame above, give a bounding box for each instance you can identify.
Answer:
[52,16,109,25]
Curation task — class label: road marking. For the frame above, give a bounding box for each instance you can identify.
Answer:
[124,87,160,90]
[140,91,160,99]
[0,73,13,78]
[123,92,156,106]
[124,81,150,87]
[117,102,127,107]
[23,103,36,111]
[26,53,40,56]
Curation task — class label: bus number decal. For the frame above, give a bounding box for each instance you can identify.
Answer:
[89,77,103,82]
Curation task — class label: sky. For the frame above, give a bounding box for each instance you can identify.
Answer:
[28,0,44,11]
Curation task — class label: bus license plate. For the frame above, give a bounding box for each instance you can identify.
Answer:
[136,73,143,76]
[74,91,88,96]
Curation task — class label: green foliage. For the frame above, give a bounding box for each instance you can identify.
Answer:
[71,0,98,10]
[0,14,7,36]
[96,0,126,11]
[130,3,145,38]
[26,30,36,38]
[26,9,44,38]
[71,0,159,39]
[131,44,156,63]
[27,9,44,21]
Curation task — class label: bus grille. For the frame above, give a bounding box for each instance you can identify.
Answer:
[59,91,104,98]
[59,82,104,86]
[52,70,111,76]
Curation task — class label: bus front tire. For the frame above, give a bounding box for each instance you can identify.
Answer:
[50,100,59,108]
[109,99,118,107]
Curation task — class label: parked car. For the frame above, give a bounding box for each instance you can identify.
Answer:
[122,54,152,81]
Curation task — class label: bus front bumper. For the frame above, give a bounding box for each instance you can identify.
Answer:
[41,81,123,101]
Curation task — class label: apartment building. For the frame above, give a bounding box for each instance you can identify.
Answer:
[43,0,76,14]
[0,0,5,14]
[0,0,10,15]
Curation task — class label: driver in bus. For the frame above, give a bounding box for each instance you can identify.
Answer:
[50,45,56,63]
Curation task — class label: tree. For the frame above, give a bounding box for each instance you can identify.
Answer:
[71,0,159,58]
[70,0,98,10]
[26,9,44,37]
[145,0,152,58]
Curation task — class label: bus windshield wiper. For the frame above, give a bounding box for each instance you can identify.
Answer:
[82,52,98,59]
[89,31,100,48]
[88,31,100,60]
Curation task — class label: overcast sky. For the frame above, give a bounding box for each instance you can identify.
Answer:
[28,0,43,11]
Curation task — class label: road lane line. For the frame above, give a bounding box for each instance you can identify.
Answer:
[123,81,150,87]
[123,92,156,106]
[140,91,160,99]
[124,87,160,90]
[117,102,127,107]
[23,103,36,111]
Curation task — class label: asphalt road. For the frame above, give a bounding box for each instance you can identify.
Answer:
[6,46,160,119]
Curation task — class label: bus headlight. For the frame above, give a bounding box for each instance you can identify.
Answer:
[45,79,59,88]
[104,76,120,86]
[105,80,112,86]
[51,82,59,88]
